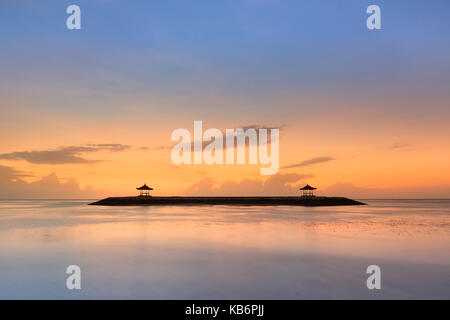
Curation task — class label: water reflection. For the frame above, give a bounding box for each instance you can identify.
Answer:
[0,200,449,299]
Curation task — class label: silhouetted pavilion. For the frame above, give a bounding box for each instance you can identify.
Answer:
[137,184,153,197]
[300,184,317,197]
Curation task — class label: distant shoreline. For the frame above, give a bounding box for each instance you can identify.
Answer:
[89,196,366,207]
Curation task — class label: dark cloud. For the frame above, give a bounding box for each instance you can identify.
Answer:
[0,165,98,199]
[0,165,34,179]
[0,150,99,164]
[389,142,411,150]
[0,144,131,164]
[184,173,313,196]
[281,157,335,169]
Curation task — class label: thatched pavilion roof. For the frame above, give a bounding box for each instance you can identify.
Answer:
[137,184,153,190]
[299,184,317,190]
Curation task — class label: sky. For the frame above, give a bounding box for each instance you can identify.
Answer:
[1,0,450,198]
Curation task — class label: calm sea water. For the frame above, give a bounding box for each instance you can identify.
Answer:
[0,199,449,299]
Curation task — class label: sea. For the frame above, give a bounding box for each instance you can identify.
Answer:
[0,199,449,299]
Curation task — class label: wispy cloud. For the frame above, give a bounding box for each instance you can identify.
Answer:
[140,146,173,151]
[0,144,131,165]
[388,142,411,150]
[84,144,131,152]
[241,124,287,131]
[281,156,335,169]
[168,123,285,151]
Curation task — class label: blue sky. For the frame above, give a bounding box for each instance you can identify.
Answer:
[1,0,450,117]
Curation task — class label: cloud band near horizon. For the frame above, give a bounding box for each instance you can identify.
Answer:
[0,144,131,164]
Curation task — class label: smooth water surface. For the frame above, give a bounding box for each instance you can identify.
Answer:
[0,199,449,299]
